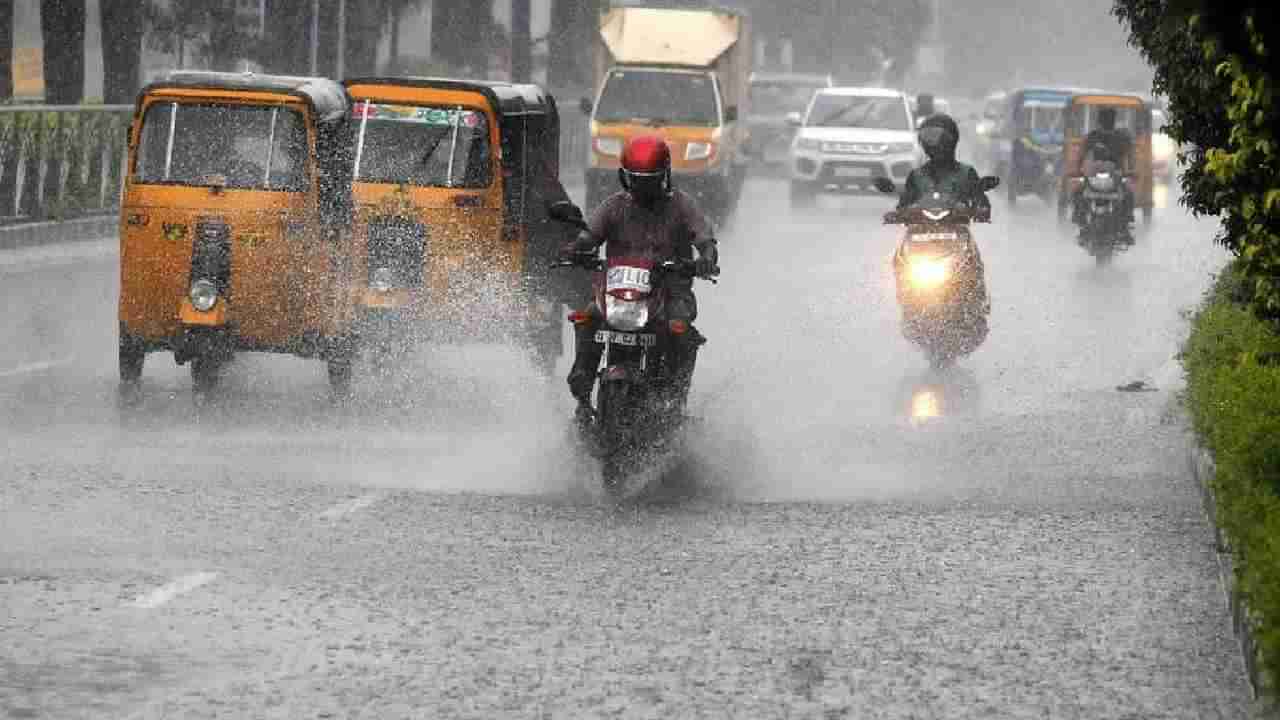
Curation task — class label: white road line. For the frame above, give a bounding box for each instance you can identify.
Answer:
[130,572,218,609]
[318,493,386,520]
[0,357,72,378]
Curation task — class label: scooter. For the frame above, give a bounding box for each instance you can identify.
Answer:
[1073,160,1134,266]
[875,176,998,369]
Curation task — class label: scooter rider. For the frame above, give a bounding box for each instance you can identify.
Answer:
[894,113,992,219]
[560,135,720,426]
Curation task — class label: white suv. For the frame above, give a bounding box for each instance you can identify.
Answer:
[788,87,923,208]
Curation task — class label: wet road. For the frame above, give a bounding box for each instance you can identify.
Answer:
[0,179,1262,718]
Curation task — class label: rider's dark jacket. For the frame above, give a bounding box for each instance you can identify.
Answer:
[898,160,992,212]
[1083,128,1134,169]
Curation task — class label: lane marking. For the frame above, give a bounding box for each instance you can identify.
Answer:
[130,572,218,609]
[0,357,72,378]
[318,493,386,520]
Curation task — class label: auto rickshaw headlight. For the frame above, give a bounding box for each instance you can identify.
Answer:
[190,279,219,312]
[370,267,396,293]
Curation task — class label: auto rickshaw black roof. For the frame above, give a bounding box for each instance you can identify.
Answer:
[342,76,554,118]
[136,70,351,124]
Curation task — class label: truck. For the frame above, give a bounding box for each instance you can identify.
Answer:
[580,3,752,225]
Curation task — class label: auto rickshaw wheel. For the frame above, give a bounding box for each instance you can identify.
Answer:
[190,355,220,395]
[119,339,144,386]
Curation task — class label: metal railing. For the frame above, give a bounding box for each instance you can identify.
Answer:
[0,105,133,224]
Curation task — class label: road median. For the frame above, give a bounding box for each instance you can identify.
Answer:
[0,216,116,252]
[1183,260,1280,712]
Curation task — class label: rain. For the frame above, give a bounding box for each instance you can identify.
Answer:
[0,0,1268,716]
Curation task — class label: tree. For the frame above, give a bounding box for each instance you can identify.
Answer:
[1,0,13,101]
[1113,2,1279,317]
[41,0,85,104]
[102,0,144,103]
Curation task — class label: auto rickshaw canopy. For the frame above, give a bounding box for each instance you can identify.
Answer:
[1061,92,1154,210]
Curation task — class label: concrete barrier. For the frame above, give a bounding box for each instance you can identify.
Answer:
[0,215,116,251]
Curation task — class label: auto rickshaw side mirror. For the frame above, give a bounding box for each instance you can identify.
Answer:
[785,111,803,127]
[578,97,593,116]
[979,175,1001,192]
[873,177,897,194]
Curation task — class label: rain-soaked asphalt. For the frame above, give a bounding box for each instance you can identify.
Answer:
[0,176,1266,718]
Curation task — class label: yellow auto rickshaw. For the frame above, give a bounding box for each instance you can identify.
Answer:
[340,77,567,374]
[1059,92,1154,225]
[117,71,357,397]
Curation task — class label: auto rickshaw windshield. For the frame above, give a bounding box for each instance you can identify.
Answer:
[350,101,492,188]
[135,102,310,191]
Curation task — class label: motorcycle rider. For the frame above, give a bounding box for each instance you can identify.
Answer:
[893,113,992,220]
[561,135,720,427]
[1071,107,1135,226]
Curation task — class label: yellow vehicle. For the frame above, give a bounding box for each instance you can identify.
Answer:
[1059,92,1154,225]
[117,71,356,397]
[341,77,567,373]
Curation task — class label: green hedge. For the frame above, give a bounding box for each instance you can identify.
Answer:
[1183,260,1280,691]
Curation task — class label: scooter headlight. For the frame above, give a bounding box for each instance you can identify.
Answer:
[605,295,649,331]
[370,267,395,293]
[189,279,219,311]
[907,256,951,289]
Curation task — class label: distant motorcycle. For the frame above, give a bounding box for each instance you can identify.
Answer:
[876,177,998,369]
[1074,159,1134,266]
[548,203,716,494]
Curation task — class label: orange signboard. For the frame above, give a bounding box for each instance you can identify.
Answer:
[13,47,44,98]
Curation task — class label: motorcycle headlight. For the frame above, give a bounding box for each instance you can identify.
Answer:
[370,267,395,293]
[907,256,951,289]
[1088,173,1116,192]
[605,295,649,332]
[189,279,219,312]
[685,142,715,161]
[795,137,821,151]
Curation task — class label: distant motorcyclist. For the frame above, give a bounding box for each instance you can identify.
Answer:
[894,113,992,220]
[1072,107,1135,225]
[560,135,720,426]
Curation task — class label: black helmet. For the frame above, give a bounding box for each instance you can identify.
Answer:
[918,113,959,164]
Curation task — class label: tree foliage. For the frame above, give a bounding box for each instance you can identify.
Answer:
[1113,2,1280,316]
[41,0,85,104]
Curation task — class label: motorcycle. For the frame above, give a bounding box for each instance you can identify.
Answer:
[1074,159,1134,266]
[875,176,998,370]
[547,202,716,494]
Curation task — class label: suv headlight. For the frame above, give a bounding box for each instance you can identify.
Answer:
[190,279,218,311]
[686,142,715,161]
[795,137,821,151]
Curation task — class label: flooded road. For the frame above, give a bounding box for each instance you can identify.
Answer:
[0,178,1261,717]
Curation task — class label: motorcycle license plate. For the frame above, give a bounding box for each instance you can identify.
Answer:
[595,330,657,347]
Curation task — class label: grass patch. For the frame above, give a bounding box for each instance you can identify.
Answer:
[1183,260,1280,693]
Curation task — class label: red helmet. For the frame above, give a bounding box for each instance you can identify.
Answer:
[619,135,672,204]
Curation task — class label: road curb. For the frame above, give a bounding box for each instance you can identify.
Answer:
[0,216,117,252]
[1190,443,1279,712]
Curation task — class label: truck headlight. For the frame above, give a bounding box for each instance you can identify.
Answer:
[605,295,648,331]
[686,142,715,161]
[594,137,623,157]
[190,279,219,312]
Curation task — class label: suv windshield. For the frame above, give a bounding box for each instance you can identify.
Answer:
[595,70,719,126]
[749,83,825,116]
[807,94,910,130]
[351,102,492,188]
[135,102,309,191]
